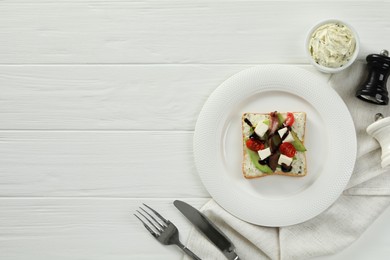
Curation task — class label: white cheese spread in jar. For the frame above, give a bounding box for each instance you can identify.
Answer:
[309,22,356,68]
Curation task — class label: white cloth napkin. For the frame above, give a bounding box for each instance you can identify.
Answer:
[184,63,390,260]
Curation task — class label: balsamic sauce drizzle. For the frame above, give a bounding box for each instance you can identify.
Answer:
[244,117,293,172]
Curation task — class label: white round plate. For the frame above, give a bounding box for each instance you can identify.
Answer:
[193,65,357,227]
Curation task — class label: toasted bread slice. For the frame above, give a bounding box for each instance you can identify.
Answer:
[242,112,307,179]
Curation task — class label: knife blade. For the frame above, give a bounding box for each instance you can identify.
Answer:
[173,200,240,260]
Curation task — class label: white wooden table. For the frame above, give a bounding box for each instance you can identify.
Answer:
[1,1,390,259]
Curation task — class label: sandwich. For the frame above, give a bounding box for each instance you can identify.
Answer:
[242,111,307,178]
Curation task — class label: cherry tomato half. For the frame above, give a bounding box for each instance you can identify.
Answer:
[279,142,296,157]
[285,112,295,127]
[246,138,265,151]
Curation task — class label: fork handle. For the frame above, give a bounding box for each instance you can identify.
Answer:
[176,241,202,260]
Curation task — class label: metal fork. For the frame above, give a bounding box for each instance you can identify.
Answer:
[134,203,201,260]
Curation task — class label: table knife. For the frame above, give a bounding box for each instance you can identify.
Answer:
[173,200,240,260]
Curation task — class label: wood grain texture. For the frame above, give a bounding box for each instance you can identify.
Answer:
[0,130,209,197]
[0,65,247,130]
[1,1,390,259]
[0,198,209,260]
[0,1,388,64]
[0,65,328,130]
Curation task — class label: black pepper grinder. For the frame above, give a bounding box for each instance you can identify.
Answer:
[356,50,390,105]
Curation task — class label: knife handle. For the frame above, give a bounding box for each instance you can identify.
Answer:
[176,241,202,260]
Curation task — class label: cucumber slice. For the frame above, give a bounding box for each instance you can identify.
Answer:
[290,130,307,152]
[277,113,285,127]
[246,147,273,174]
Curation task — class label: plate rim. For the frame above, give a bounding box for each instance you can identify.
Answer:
[193,65,357,227]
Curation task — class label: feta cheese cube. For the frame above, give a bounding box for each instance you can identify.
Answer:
[278,127,288,138]
[254,121,269,138]
[284,132,295,143]
[258,147,271,160]
[278,154,293,166]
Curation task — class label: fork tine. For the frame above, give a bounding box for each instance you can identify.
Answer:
[140,207,166,229]
[134,213,158,238]
[143,203,169,225]
[135,205,202,260]
[136,210,163,233]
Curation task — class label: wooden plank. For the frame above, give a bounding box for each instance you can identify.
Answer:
[0,65,328,130]
[2,197,390,260]
[0,131,209,197]
[0,198,209,260]
[0,1,388,64]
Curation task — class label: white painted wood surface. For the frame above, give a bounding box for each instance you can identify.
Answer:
[1,1,390,259]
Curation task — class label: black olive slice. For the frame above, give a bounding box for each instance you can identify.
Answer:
[281,163,293,172]
[250,132,260,140]
[258,158,269,165]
